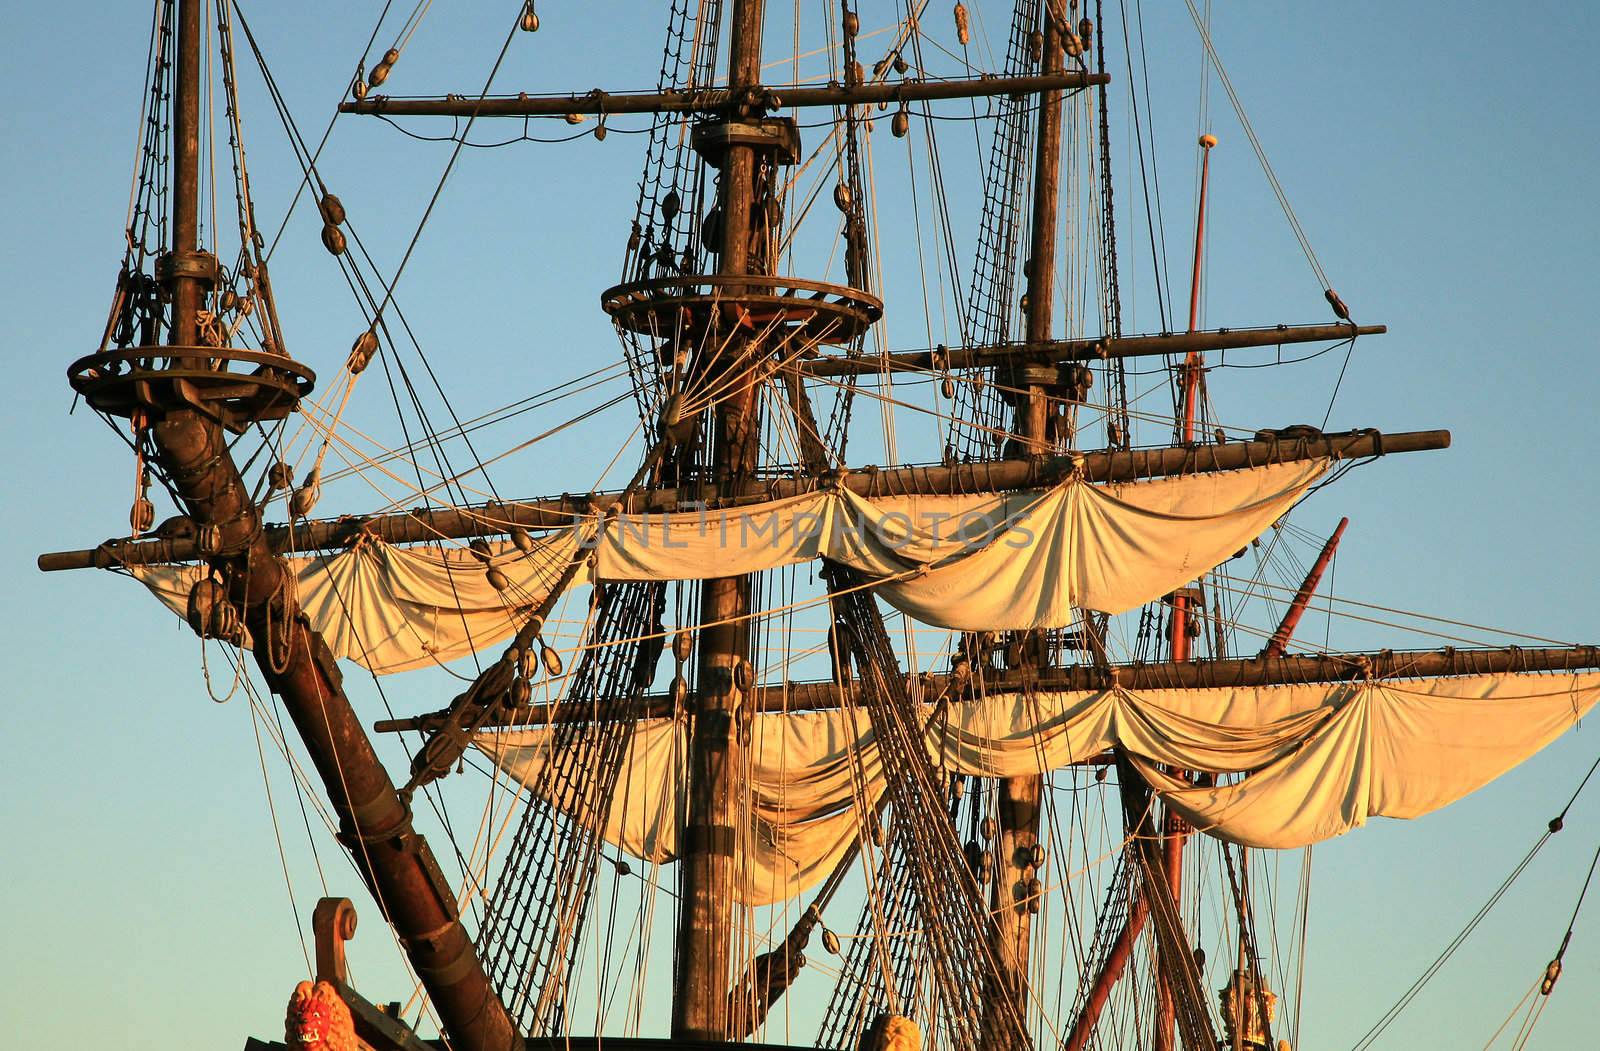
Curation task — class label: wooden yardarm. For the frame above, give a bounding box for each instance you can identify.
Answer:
[38,428,1447,572]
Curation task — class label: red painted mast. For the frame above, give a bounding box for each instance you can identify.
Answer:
[1262,517,1349,657]
[1061,898,1150,1051]
[1154,130,1218,1051]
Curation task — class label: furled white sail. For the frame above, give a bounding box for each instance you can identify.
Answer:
[590,457,1328,628]
[128,459,1327,671]
[129,532,581,674]
[475,672,1600,905]
[1131,673,1600,846]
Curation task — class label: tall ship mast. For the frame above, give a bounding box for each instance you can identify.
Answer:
[36,2,1600,1049]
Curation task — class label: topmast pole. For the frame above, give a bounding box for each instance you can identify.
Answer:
[1155,130,1217,1051]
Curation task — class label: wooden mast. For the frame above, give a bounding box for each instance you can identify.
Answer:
[990,3,1067,1037]
[1154,131,1218,1051]
[168,0,203,361]
[674,0,768,1037]
[1262,517,1348,657]
[139,5,521,1048]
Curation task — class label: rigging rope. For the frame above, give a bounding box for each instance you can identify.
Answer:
[824,561,1032,1051]
[477,582,666,1034]
[1349,747,1600,1051]
[947,0,1040,460]
[1178,0,1336,300]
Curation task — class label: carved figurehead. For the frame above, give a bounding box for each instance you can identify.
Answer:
[285,980,361,1051]
[860,1013,921,1051]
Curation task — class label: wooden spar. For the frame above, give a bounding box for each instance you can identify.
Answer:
[799,321,1386,378]
[1178,135,1218,423]
[1021,12,1065,449]
[133,5,520,1050]
[1262,517,1349,657]
[374,644,1600,733]
[1156,131,1218,1051]
[37,428,1449,571]
[987,8,1065,1036]
[673,0,766,1037]
[337,70,1109,119]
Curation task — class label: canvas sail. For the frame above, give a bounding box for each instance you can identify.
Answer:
[475,671,1600,904]
[128,531,584,674]
[128,458,1327,671]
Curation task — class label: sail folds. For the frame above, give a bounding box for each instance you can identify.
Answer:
[475,672,1599,904]
[128,459,1327,672]
[1133,673,1599,846]
[591,457,1329,628]
[129,532,582,674]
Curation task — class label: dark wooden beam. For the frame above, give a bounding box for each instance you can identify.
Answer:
[338,71,1109,119]
[251,1038,824,1051]
[375,644,1600,733]
[38,427,1448,571]
[799,322,1385,378]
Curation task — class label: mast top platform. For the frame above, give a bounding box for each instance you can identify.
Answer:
[601,274,881,346]
[68,344,316,434]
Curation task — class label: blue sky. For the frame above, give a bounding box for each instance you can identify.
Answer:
[3,2,1599,1048]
